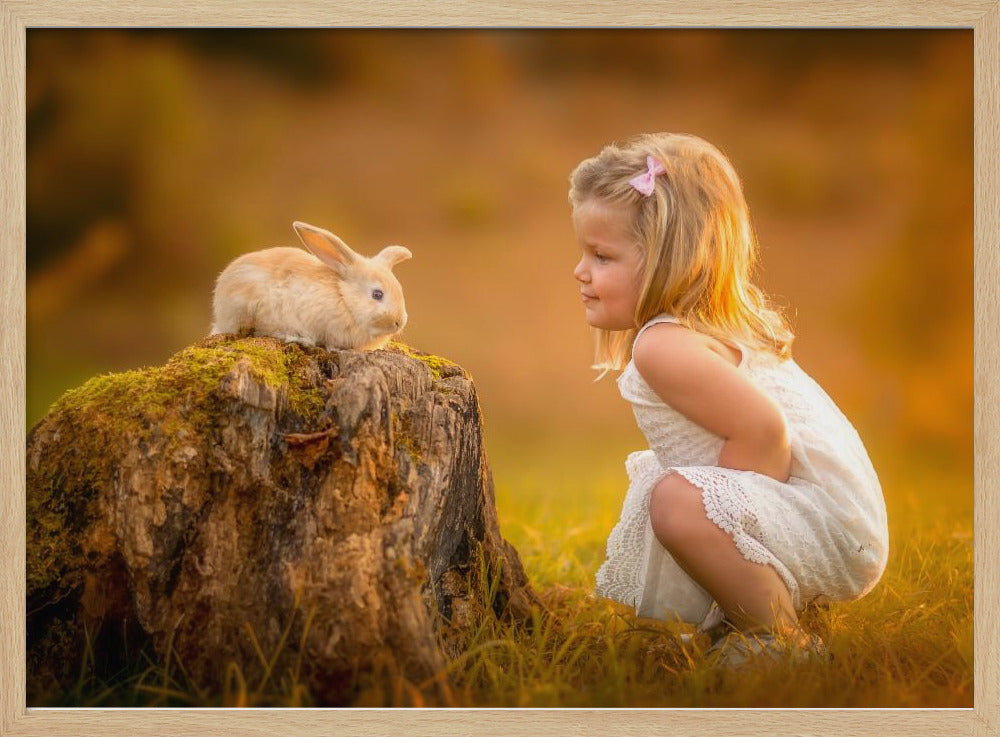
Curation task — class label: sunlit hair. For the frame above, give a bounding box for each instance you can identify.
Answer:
[568,132,794,376]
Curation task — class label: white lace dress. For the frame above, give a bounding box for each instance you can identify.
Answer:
[595,314,889,628]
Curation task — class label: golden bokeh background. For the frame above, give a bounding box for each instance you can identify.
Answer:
[27,29,972,530]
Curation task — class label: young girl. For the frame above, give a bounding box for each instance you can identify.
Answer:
[570,133,889,665]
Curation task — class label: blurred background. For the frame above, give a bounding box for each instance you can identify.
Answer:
[26,29,972,541]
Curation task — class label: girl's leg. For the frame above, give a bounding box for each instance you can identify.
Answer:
[648,473,803,638]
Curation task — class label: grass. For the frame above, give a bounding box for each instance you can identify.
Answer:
[478,441,973,708]
[39,439,972,708]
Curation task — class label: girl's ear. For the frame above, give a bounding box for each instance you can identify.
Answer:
[374,245,412,270]
[293,221,358,275]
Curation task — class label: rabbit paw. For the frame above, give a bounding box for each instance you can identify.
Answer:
[282,334,316,348]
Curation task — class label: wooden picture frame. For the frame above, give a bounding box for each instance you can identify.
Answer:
[2,2,996,735]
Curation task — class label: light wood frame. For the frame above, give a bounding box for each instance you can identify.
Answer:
[1,3,995,735]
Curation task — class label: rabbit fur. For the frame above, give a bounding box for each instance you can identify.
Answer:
[211,221,411,351]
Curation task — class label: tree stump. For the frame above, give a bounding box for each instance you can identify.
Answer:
[26,336,535,705]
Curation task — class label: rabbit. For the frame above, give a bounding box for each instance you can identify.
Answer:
[210,221,411,351]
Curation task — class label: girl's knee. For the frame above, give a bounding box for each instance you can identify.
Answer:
[649,473,705,549]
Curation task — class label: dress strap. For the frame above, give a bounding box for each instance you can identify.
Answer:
[633,313,750,368]
[632,313,682,350]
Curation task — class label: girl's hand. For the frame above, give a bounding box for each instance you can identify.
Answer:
[633,323,792,483]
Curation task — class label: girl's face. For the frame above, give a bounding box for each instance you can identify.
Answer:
[572,198,644,331]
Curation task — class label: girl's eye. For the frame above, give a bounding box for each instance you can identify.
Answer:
[371,288,384,301]
[595,253,609,264]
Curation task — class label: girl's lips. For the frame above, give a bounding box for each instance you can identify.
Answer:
[581,292,597,302]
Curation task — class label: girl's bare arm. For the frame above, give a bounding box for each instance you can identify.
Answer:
[632,323,791,482]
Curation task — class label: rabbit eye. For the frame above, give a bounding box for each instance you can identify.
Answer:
[371,288,384,301]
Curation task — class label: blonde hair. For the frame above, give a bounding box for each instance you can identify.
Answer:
[568,132,794,375]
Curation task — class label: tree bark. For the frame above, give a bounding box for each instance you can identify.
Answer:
[26,336,535,705]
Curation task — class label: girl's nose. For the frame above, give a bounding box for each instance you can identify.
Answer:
[573,258,588,283]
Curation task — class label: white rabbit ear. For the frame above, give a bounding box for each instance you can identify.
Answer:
[375,245,412,270]
[293,221,358,274]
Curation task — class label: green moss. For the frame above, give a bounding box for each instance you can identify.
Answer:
[45,337,325,442]
[388,342,463,382]
[391,411,423,465]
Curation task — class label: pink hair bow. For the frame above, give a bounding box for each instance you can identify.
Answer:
[629,155,666,196]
